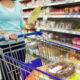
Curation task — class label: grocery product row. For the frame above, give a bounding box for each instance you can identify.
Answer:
[36,20,79,30]
[50,6,80,15]
[40,32,80,48]
[26,37,80,80]
[20,0,80,80]
[21,0,67,8]
[23,6,80,18]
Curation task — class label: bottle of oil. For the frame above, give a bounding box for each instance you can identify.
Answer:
[26,6,42,29]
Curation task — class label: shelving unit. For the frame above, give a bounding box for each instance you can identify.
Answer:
[18,0,28,2]
[19,0,80,48]
[49,40,80,51]
[23,15,80,19]
[22,0,80,10]
[18,1,80,80]
[20,0,80,51]
[32,36,80,51]
[36,27,80,35]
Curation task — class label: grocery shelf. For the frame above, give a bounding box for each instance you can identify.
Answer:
[23,15,43,18]
[48,15,80,18]
[41,39,80,51]
[29,37,80,51]
[49,40,80,51]
[23,15,80,19]
[22,6,38,10]
[22,0,80,10]
[23,16,29,18]
[18,0,24,1]
[36,27,80,36]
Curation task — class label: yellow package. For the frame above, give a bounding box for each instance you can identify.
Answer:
[26,6,42,29]
[67,73,80,80]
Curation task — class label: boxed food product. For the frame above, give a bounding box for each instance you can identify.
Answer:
[65,8,69,15]
[46,21,51,28]
[72,37,78,47]
[45,7,51,15]
[47,61,75,78]
[40,21,46,27]
[74,6,80,15]
[67,73,80,80]
[69,7,75,15]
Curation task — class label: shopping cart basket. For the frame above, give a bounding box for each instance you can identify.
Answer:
[0,31,63,80]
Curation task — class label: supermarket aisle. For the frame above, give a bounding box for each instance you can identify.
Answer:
[0,0,80,80]
[19,0,80,80]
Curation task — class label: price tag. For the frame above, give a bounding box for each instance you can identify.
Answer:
[72,32,76,34]
[49,65,63,73]
[66,30,69,33]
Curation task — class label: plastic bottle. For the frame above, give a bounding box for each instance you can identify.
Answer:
[26,6,42,29]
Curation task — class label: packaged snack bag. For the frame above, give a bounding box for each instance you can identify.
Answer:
[67,73,80,80]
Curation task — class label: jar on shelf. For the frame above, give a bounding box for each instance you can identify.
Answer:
[65,8,69,15]
[52,21,56,28]
[59,22,65,29]
[77,39,80,48]
[69,7,75,15]
[72,37,78,47]
[66,36,72,45]
[45,7,51,15]
[61,9,65,15]
[74,6,80,15]
[50,9,54,15]
[55,35,60,41]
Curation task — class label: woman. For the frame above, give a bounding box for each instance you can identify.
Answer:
[0,0,34,80]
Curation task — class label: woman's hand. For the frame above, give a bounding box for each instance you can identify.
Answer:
[9,33,18,42]
[29,21,36,29]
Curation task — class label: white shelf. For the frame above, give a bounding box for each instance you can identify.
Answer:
[39,39,80,51]
[22,0,80,10]
[23,16,29,18]
[36,27,80,36]
[29,36,80,51]
[48,15,80,18]
[22,6,38,10]
[23,15,80,19]
[49,40,80,51]
[23,15,42,18]
[18,0,27,2]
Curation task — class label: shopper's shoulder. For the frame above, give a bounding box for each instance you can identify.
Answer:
[0,2,3,9]
[15,1,21,6]
[0,1,1,6]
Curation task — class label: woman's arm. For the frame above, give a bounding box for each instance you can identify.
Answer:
[0,30,17,42]
[19,2,36,29]
[0,30,8,34]
[19,3,26,29]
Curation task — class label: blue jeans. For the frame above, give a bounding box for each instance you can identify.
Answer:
[0,41,26,80]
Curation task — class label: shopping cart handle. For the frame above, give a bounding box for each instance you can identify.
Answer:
[18,31,43,38]
[0,31,42,41]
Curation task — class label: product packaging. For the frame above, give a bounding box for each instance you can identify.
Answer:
[74,6,80,15]
[26,6,42,29]
[72,37,78,47]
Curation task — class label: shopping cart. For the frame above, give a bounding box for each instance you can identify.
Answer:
[0,31,63,80]
[24,32,80,80]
